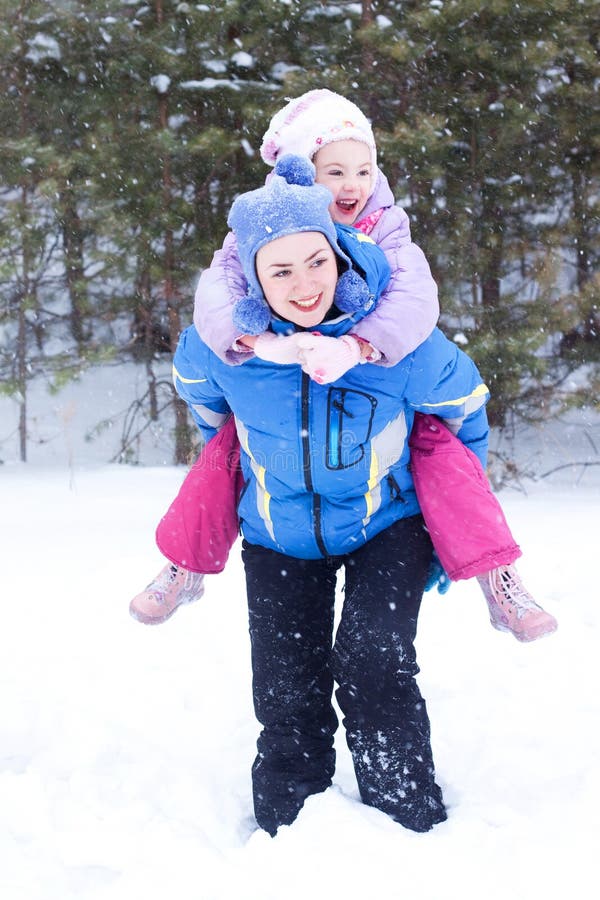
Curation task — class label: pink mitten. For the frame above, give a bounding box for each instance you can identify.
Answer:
[253,332,303,365]
[296,333,362,384]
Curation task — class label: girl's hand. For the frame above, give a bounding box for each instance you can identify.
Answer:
[295,333,362,384]
[253,332,304,365]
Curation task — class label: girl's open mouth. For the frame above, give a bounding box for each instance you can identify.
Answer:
[336,199,358,215]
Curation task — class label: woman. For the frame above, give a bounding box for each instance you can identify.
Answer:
[173,155,489,835]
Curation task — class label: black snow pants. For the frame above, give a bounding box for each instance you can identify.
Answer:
[242,514,447,836]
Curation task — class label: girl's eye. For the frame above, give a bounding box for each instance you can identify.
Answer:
[327,169,343,177]
[359,169,370,177]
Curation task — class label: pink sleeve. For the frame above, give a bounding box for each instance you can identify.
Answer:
[193,232,253,365]
[350,207,439,365]
[409,414,520,581]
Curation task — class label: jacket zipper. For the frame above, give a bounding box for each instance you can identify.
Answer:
[329,391,355,469]
[301,372,328,557]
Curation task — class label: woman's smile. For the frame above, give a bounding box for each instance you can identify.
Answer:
[290,293,322,312]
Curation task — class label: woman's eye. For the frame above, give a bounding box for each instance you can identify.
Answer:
[274,269,290,278]
[311,257,328,268]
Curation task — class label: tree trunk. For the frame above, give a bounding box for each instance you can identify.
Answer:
[571,165,591,293]
[480,181,503,312]
[14,4,30,461]
[60,182,88,349]
[17,185,33,463]
[157,63,192,465]
[17,294,27,463]
[360,0,377,120]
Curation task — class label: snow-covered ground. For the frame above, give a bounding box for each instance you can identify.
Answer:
[1,370,599,899]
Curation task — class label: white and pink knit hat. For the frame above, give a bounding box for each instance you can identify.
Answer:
[260,89,378,190]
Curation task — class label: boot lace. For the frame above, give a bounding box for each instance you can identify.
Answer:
[495,566,538,617]
[150,564,180,592]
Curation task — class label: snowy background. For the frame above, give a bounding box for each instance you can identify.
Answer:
[1,366,599,900]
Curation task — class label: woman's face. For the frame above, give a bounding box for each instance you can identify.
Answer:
[313,139,372,225]
[255,231,338,328]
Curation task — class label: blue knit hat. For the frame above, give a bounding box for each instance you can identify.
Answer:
[227,154,371,334]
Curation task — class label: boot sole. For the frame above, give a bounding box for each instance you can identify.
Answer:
[128,590,203,626]
[490,617,558,643]
[129,601,184,625]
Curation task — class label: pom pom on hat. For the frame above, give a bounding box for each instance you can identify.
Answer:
[232,293,271,335]
[333,268,373,315]
[229,152,364,333]
[260,89,377,191]
[273,154,315,186]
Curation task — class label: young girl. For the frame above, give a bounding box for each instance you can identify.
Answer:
[130,90,557,642]
[170,154,491,833]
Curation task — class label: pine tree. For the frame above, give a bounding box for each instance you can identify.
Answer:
[0,0,81,459]
[2,0,597,464]
[354,0,599,426]
[544,0,600,373]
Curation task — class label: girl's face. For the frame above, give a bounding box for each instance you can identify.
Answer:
[313,139,372,225]
[256,231,338,328]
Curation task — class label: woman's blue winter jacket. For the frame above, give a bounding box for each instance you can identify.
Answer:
[174,228,489,560]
